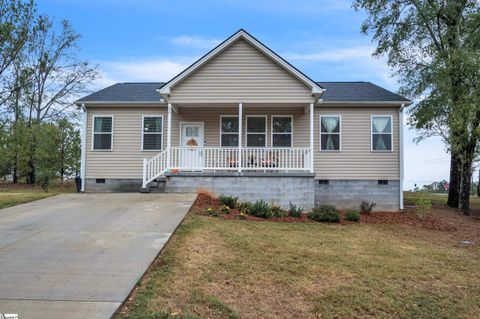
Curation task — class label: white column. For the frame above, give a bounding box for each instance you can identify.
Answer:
[309,103,314,173]
[399,104,405,210]
[80,104,87,192]
[238,102,243,173]
[167,103,172,169]
[142,158,147,188]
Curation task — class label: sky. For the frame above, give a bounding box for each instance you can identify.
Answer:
[38,0,450,189]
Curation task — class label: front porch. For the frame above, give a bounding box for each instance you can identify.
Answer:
[142,102,315,188]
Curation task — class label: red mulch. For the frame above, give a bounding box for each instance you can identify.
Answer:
[191,192,457,231]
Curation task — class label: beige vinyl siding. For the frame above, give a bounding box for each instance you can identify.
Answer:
[171,105,308,147]
[84,104,400,181]
[85,107,167,179]
[169,39,313,104]
[314,107,399,180]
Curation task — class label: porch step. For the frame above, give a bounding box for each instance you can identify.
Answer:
[140,176,167,193]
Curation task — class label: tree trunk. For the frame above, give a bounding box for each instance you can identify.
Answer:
[447,153,460,208]
[27,160,35,184]
[12,163,18,184]
[477,169,480,197]
[459,160,473,215]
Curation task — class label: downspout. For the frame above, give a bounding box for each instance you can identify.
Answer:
[399,103,405,210]
[79,103,87,192]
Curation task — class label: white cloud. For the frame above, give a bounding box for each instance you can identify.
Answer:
[171,36,221,49]
[284,46,374,62]
[93,58,192,87]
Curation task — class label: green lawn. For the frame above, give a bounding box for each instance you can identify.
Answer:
[404,191,480,209]
[0,182,75,210]
[116,201,480,319]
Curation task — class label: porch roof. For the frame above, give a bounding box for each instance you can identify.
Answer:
[75,81,411,105]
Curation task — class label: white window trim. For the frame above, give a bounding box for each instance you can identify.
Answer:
[245,115,267,147]
[141,115,164,151]
[319,115,342,152]
[219,115,239,148]
[91,115,114,151]
[371,115,393,152]
[271,115,293,148]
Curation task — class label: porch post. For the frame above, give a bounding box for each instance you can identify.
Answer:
[167,103,172,169]
[238,102,243,173]
[309,103,314,173]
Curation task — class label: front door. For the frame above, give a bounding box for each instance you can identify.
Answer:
[180,122,204,170]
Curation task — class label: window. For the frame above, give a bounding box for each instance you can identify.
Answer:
[378,180,389,185]
[372,116,392,151]
[318,179,329,185]
[220,116,239,147]
[246,116,266,147]
[320,115,341,151]
[272,116,292,147]
[95,178,106,184]
[93,116,113,150]
[142,116,163,151]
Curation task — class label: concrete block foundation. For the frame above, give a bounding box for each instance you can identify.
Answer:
[315,179,400,211]
[164,172,315,210]
[85,176,401,212]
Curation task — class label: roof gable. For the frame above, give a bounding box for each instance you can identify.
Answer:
[159,29,324,101]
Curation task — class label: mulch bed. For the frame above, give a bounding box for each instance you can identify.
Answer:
[191,192,457,232]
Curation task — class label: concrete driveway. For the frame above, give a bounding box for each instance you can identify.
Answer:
[0,193,196,319]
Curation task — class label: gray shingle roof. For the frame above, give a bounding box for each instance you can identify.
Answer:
[76,81,410,103]
[77,82,165,102]
[317,81,410,102]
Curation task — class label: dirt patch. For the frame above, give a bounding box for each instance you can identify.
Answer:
[191,192,457,232]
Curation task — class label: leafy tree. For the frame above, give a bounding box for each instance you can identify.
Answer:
[56,118,80,180]
[0,121,10,178]
[0,0,35,106]
[34,122,60,191]
[0,1,93,188]
[353,0,480,214]
[21,15,97,183]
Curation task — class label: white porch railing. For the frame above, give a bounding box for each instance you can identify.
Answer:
[143,150,168,186]
[143,147,312,187]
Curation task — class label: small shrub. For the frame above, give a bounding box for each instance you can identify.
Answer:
[308,205,340,222]
[237,202,252,214]
[345,210,360,222]
[220,205,230,214]
[237,212,247,220]
[288,202,303,218]
[360,201,376,214]
[249,200,271,218]
[218,194,238,208]
[36,172,50,192]
[270,203,287,218]
[205,207,219,217]
[415,198,432,219]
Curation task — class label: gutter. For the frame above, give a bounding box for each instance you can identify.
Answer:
[399,103,405,210]
[73,100,165,106]
[317,100,413,106]
[77,103,87,192]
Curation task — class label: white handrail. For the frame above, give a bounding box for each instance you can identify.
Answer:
[143,147,312,187]
[142,150,168,187]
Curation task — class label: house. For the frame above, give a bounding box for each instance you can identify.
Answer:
[74,29,411,211]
